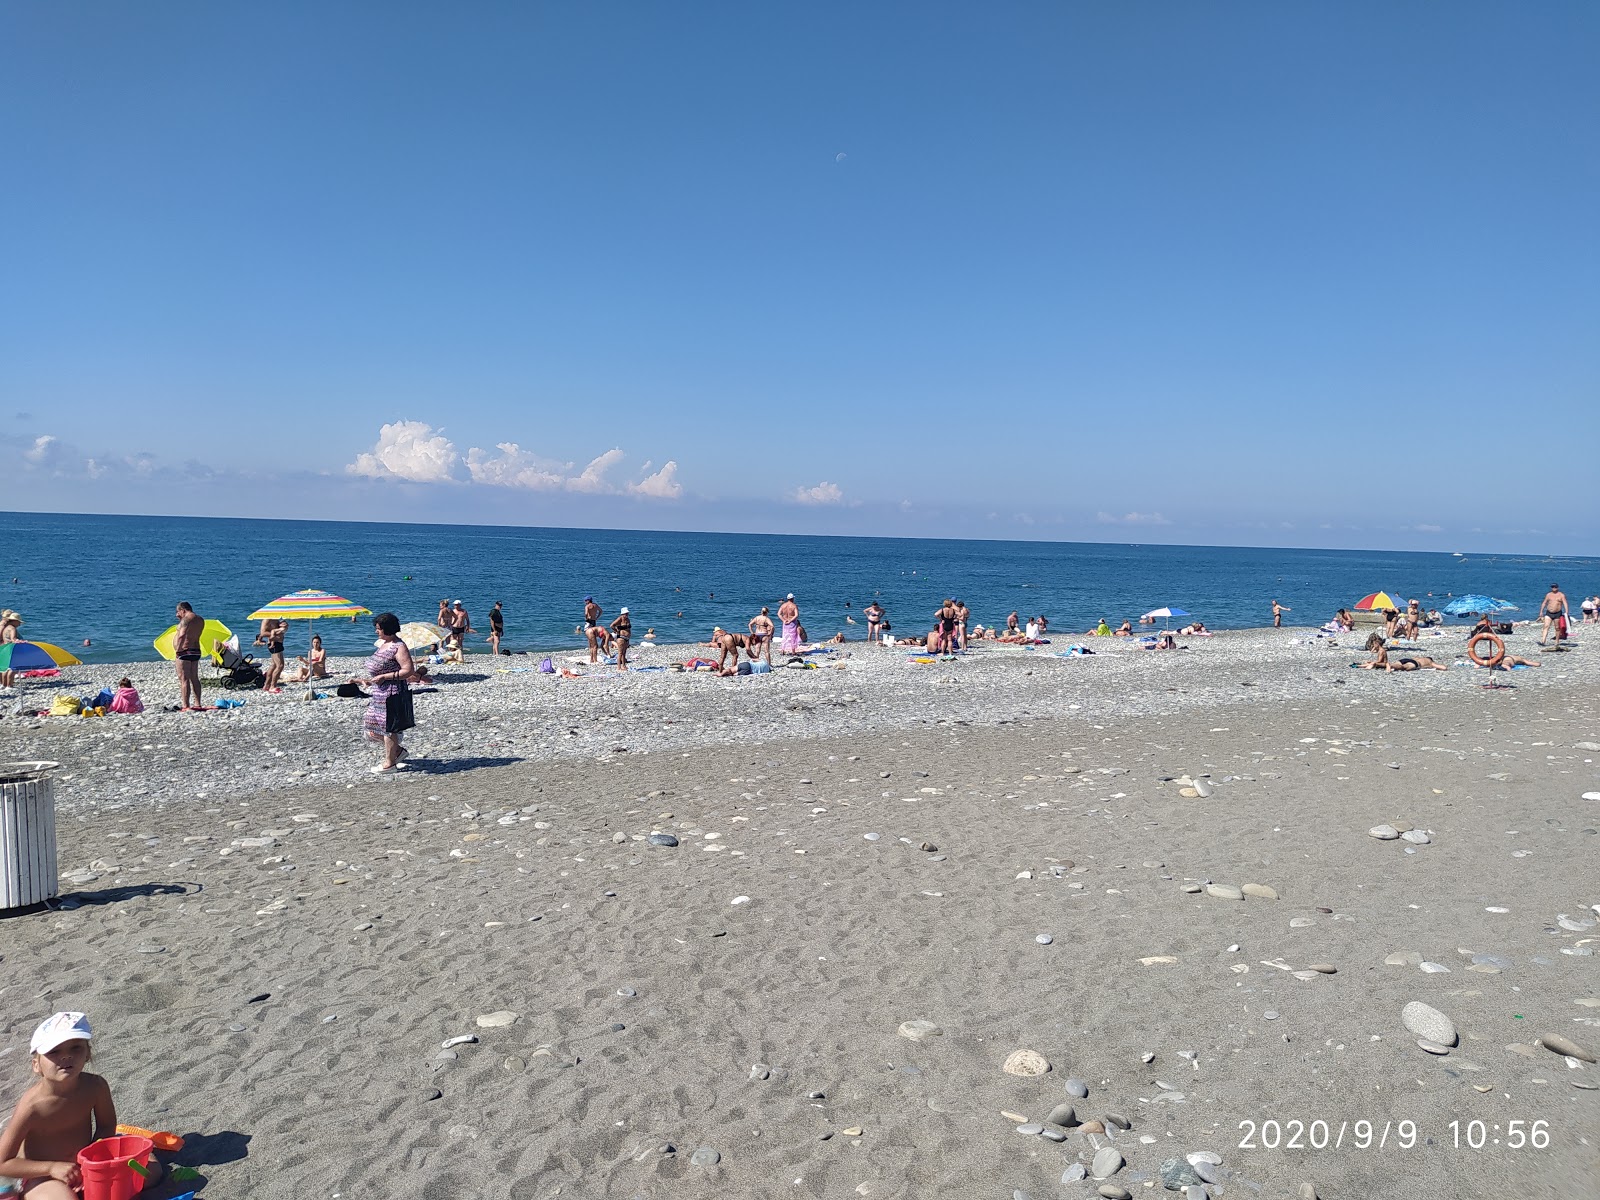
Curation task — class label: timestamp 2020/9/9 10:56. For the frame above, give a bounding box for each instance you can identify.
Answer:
[1238,1118,1552,1151]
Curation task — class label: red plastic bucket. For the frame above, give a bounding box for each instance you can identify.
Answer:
[77,1135,153,1200]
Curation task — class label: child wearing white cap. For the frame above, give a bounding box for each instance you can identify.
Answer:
[0,1012,134,1197]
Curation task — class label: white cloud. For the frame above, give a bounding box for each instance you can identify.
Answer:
[348,420,462,483]
[629,460,682,499]
[22,435,58,465]
[1096,510,1172,526]
[793,481,844,505]
[347,425,684,498]
[568,448,624,494]
[465,442,568,490]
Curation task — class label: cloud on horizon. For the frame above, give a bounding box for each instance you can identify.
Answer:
[793,481,844,505]
[1096,510,1172,526]
[347,421,681,499]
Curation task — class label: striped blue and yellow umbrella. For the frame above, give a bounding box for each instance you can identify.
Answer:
[248,589,371,671]
[0,640,82,671]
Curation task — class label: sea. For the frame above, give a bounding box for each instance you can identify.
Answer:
[1,512,1593,665]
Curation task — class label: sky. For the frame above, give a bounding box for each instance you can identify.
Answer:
[2,2,1596,553]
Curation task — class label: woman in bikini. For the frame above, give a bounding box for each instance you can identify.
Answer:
[864,601,884,643]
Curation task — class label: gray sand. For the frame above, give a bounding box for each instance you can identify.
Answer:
[1,624,1596,1197]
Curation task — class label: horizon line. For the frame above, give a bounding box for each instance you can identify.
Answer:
[3,506,1594,563]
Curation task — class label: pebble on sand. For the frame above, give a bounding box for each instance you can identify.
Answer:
[1046,1103,1078,1128]
[475,1010,519,1028]
[1064,1078,1089,1098]
[1241,883,1278,900]
[1097,1186,1132,1200]
[1002,1049,1051,1076]
[1206,884,1244,901]
[1159,1158,1204,1190]
[1401,1001,1458,1047]
[1369,825,1401,840]
[898,1020,942,1041]
[689,1147,720,1166]
[646,833,679,847]
[1091,1147,1124,1179]
[1538,1034,1596,1063]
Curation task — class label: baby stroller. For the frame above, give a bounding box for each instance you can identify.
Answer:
[213,643,266,690]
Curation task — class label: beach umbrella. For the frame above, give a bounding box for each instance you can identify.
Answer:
[248,589,371,669]
[0,640,83,671]
[1354,591,1401,611]
[152,619,234,661]
[1441,595,1517,617]
[396,621,447,651]
[1141,606,1190,630]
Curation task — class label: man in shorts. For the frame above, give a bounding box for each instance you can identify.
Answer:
[173,601,205,710]
[1540,583,1570,647]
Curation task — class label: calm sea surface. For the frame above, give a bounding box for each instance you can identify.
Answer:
[2,512,1593,664]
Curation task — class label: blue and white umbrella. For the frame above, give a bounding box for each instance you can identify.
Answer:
[1441,595,1517,617]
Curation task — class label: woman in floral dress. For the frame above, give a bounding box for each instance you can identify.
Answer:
[355,611,415,773]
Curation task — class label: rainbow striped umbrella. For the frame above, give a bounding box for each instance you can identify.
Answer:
[248,590,371,673]
[1354,591,1401,611]
[248,589,370,621]
[0,640,83,672]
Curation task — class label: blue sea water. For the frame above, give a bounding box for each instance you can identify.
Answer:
[2,512,1594,665]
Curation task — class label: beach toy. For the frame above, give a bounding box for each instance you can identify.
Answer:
[76,1134,152,1200]
[115,1125,185,1152]
[169,1166,201,1182]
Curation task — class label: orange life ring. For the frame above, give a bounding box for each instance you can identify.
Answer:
[1467,632,1505,668]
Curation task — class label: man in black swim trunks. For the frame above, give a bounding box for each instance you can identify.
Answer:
[173,601,205,710]
[1540,583,1570,646]
[584,596,606,663]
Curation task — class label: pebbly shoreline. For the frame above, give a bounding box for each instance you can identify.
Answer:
[0,621,1587,810]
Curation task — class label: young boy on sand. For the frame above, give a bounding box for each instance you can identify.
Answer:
[0,1012,150,1197]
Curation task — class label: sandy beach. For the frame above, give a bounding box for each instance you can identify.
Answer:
[2,625,1596,1198]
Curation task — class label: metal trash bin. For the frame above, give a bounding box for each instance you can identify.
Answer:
[1,761,59,911]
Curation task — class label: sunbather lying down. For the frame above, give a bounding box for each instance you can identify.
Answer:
[1357,633,1446,671]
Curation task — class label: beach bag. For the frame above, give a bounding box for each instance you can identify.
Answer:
[51,695,84,717]
[336,682,366,698]
[539,656,555,674]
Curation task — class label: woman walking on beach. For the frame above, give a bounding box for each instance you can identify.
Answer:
[356,612,416,773]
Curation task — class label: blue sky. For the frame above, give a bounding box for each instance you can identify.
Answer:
[2,2,1596,552]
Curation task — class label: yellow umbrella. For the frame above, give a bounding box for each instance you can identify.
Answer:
[153,619,234,661]
[396,621,447,650]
